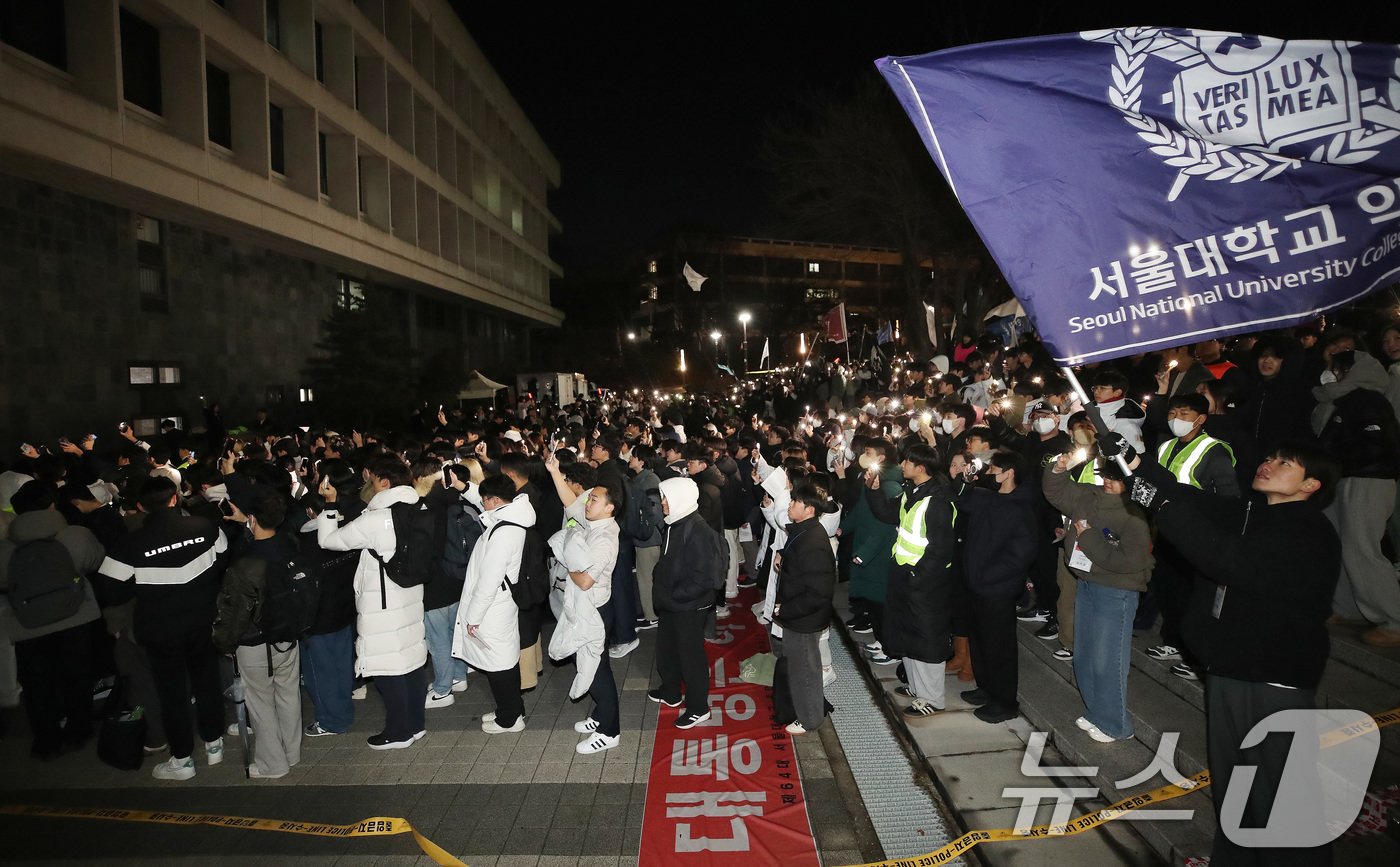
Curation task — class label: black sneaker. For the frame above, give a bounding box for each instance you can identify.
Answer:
[366,732,417,751]
[736,577,757,589]
[960,688,990,706]
[647,689,682,708]
[852,623,874,635]
[1017,608,1051,622]
[635,618,659,631]
[1035,620,1060,640]
[674,711,712,730]
[974,704,1018,724]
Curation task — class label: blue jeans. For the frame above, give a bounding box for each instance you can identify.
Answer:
[425,603,468,696]
[300,625,354,733]
[1073,580,1137,739]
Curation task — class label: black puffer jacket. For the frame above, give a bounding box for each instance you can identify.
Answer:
[653,512,724,613]
[954,483,1038,598]
[774,516,836,634]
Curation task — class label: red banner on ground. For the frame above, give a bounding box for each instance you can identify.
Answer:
[639,591,820,867]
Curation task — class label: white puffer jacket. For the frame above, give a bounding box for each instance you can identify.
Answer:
[452,493,534,672]
[316,485,427,677]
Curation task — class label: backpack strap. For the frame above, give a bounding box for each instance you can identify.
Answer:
[489,520,525,592]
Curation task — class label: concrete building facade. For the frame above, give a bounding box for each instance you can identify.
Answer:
[0,0,561,444]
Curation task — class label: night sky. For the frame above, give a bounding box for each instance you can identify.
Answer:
[453,5,1400,299]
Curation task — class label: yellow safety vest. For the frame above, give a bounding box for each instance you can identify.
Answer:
[1073,461,1101,486]
[1156,435,1234,488]
[892,493,956,566]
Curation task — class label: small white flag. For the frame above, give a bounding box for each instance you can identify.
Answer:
[759,337,770,368]
[683,262,708,292]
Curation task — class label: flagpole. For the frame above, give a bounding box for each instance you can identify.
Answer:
[1060,365,1132,476]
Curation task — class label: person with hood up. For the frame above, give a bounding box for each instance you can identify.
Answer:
[315,453,428,750]
[544,450,623,754]
[650,476,725,730]
[1312,348,1400,647]
[453,473,533,733]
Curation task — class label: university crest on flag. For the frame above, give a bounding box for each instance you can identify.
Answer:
[877,28,1400,366]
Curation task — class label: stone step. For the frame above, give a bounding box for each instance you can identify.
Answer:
[1015,638,1216,866]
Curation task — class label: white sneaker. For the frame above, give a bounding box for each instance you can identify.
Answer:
[227,721,252,737]
[204,738,224,766]
[1075,716,1094,732]
[716,605,731,619]
[351,684,367,700]
[425,691,455,709]
[1085,724,1125,744]
[247,763,287,780]
[574,717,600,734]
[725,590,739,600]
[576,732,619,754]
[482,711,495,723]
[821,666,835,687]
[785,722,808,735]
[609,638,640,659]
[152,755,195,781]
[483,717,525,734]
[450,679,469,693]
[1145,644,1181,661]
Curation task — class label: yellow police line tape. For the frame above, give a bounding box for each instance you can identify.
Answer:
[0,805,466,866]
[836,706,1400,867]
[1,708,1395,867]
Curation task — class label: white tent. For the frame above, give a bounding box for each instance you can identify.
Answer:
[456,369,509,401]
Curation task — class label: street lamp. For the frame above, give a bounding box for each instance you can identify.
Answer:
[710,330,721,345]
[627,331,636,341]
[738,311,751,373]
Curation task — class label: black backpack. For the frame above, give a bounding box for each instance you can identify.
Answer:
[490,520,551,609]
[256,551,322,645]
[368,501,437,601]
[7,538,85,629]
[623,483,662,543]
[442,501,485,580]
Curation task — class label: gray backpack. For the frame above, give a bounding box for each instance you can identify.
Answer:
[8,538,85,629]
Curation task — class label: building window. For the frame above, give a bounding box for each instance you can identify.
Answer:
[206,63,232,148]
[128,362,181,386]
[264,0,281,50]
[119,7,162,115]
[318,132,328,195]
[313,20,324,82]
[133,417,181,437]
[807,262,821,274]
[265,385,285,406]
[647,284,658,301]
[805,285,840,303]
[647,260,657,274]
[336,276,365,310]
[134,215,167,311]
[299,387,315,403]
[269,102,285,174]
[0,0,67,70]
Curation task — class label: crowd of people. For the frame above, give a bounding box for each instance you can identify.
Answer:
[1,315,1398,865]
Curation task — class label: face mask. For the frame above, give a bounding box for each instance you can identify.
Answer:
[908,419,920,433]
[620,449,633,463]
[1168,418,1198,439]
[858,454,876,470]
[1072,428,1096,447]
[1032,417,1058,435]
[1319,369,1337,385]
[941,419,958,434]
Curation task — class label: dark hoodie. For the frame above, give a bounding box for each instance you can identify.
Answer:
[954,482,1039,598]
[691,464,725,535]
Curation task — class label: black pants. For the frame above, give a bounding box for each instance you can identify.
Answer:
[607,542,639,646]
[656,608,710,716]
[373,667,426,740]
[15,622,93,752]
[481,665,524,727]
[143,629,225,760]
[968,592,1019,712]
[1205,675,1330,867]
[1030,538,1060,613]
[587,602,621,737]
[1151,540,1196,656]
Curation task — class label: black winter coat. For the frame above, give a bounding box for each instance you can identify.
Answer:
[1137,460,1340,690]
[865,479,956,664]
[653,512,724,613]
[774,517,836,634]
[954,483,1038,598]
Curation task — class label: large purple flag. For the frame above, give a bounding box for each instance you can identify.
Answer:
[878,28,1400,364]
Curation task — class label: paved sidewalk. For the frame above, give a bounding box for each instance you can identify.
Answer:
[0,612,881,867]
